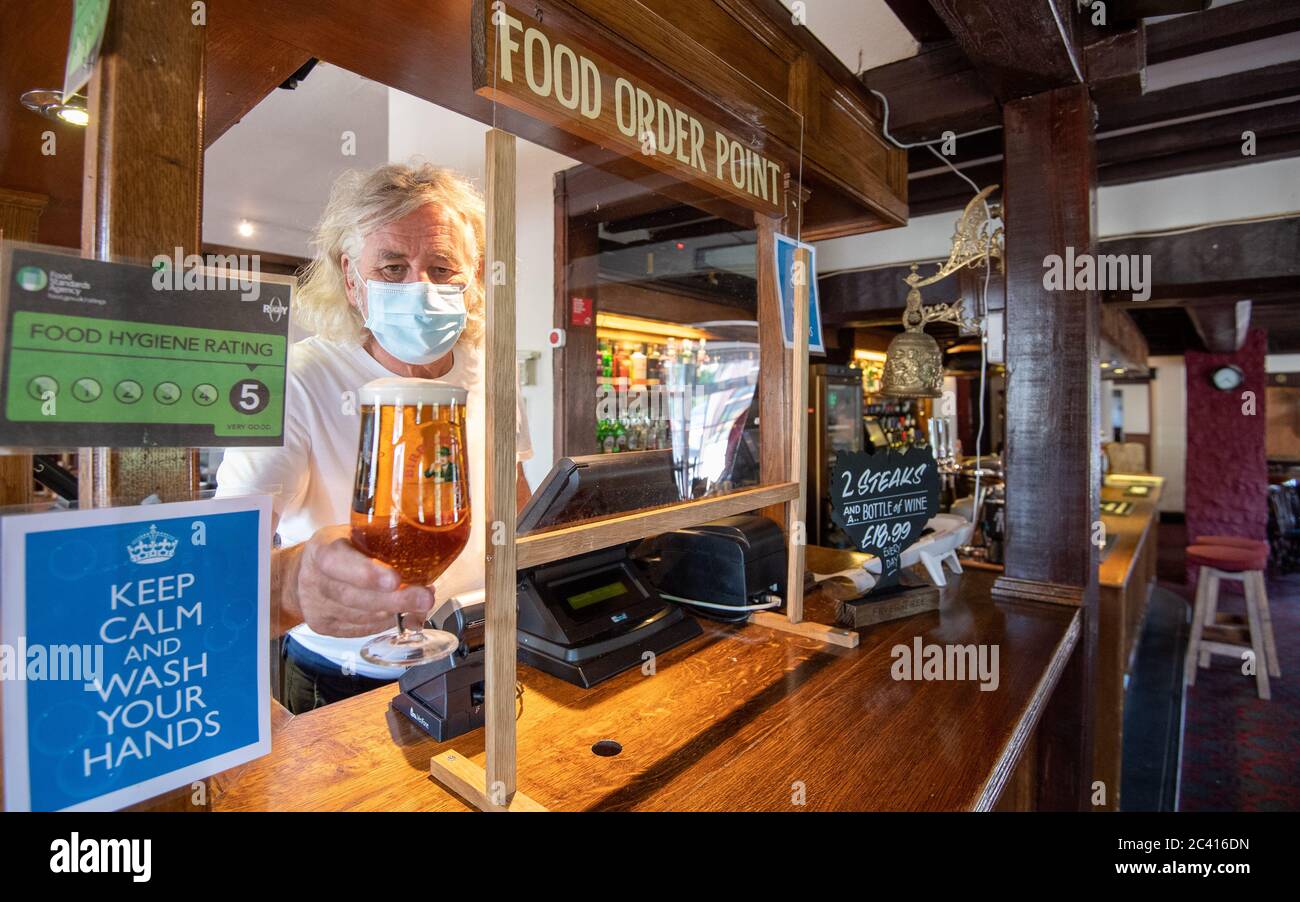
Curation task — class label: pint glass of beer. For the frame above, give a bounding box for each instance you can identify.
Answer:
[351,377,470,666]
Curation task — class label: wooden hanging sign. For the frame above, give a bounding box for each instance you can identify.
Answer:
[471,0,786,216]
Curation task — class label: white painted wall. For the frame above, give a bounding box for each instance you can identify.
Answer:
[387,89,578,488]
[203,63,390,256]
[1098,157,1300,238]
[1267,354,1300,373]
[1149,356,1187,513]
[1118,384,1151,434]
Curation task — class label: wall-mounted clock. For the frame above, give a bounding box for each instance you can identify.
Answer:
[1209,365,1245,391]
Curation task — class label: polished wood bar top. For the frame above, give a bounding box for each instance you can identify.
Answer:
[1099,477,1163,589]
[214,569,1078,812]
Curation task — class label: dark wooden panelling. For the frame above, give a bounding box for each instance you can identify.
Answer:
[553,171,601,458]
[600,280,754,322]
[0,1,83,248]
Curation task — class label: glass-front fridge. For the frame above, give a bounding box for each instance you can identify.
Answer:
[809,364,864,548]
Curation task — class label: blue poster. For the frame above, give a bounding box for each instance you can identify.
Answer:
[775,233,824,354]
[2,496,271,811]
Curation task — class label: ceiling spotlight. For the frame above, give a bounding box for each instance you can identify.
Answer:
[20,89,88,127]
[237,220,255,238]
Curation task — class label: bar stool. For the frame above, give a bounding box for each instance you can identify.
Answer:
[1193,536,1271,663]
[1184,543,1280,700]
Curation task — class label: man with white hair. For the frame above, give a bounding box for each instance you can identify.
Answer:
[217,162,532,712]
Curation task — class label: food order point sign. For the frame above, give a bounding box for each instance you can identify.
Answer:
[829,447,940,589]
[473,0,787,215]
[1,246,291,448]
[1,495,272,811]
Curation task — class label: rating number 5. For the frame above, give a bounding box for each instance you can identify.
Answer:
[230,379,269,415]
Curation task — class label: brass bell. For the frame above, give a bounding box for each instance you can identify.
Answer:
[881,285,945,399]
[880,187,1003,399]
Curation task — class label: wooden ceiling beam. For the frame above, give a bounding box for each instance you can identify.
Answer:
[907,97,1300,215]
[923,0,1085,101]
[880,0,952,47]
[1101,305,1149,372]
[1146,0,1300,64]
[861,41,1000,144]
[1102,217,1300,291]
[1103,59,1300,130]
[1187,300,1252,353]
[1098,100,1300,166]
[1084,25,1146,99]
[1098,132,1300,187]
[205,13,311,147]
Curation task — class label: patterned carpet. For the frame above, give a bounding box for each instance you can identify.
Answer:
[1174,567,1300,811]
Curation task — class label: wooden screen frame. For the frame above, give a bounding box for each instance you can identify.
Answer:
[428,129,856,812]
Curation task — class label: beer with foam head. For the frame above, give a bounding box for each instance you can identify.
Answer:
[351,378,471,586]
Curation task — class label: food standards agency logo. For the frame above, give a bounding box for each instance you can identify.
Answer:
[16,265,48,291]
[262,296,287,323]
[126,524,179,565]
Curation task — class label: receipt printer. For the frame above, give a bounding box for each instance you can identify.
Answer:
[651,514,787,615]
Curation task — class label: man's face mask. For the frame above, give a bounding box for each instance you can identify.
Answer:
[353,264,468,365]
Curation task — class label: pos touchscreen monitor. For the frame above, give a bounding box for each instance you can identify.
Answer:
[516,449,681,534]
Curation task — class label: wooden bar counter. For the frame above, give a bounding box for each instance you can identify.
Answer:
[1095,475,1164,810]
[214,568,1078,811]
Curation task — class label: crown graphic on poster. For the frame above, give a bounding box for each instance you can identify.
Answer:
[127,524,179,565]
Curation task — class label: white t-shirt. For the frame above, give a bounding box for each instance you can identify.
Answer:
[215,335,532,678]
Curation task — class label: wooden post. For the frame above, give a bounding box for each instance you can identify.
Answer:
[429,128,543,811]
[992,85,1101,810]
[750,231,856,648]
[482,128,518,803]
[0,189,47,509]
[76,0,203,812]
[79,0,201,510]
[755,214,790,518]
[785,245,810,624]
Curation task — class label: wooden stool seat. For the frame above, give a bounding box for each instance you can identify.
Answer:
[1184,547,1281,700]
[1186,543,1267,572]
[1195,535,1269,555]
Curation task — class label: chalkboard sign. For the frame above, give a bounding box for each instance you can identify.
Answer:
[828,446,940,589]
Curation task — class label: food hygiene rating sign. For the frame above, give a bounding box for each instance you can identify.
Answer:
[1,496,272,811]
[829,446,940,589]
[1,246,290,448]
